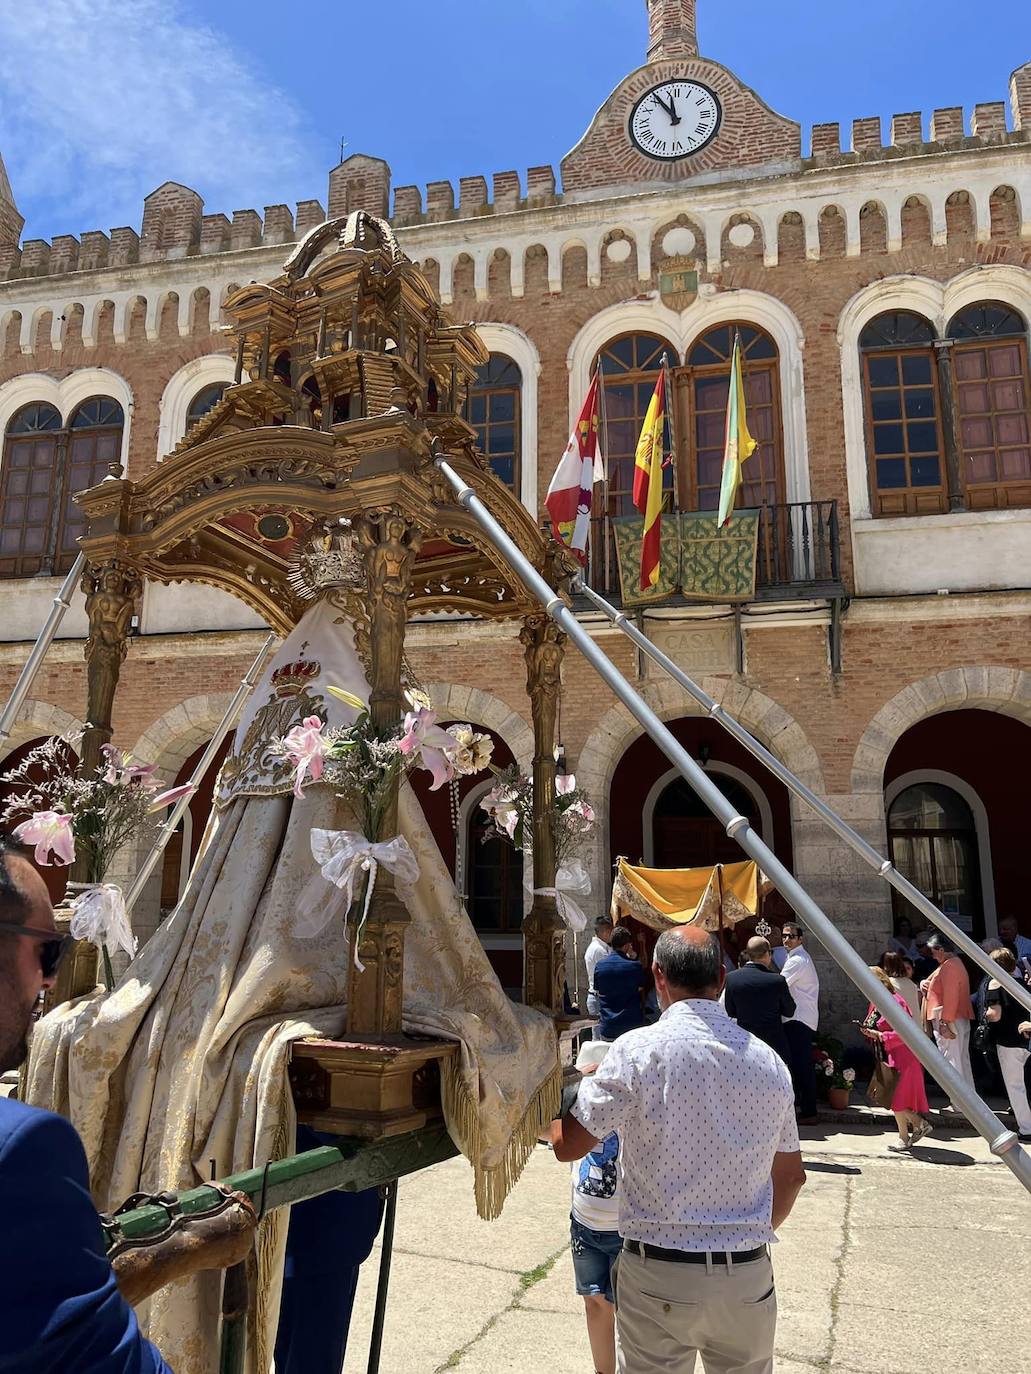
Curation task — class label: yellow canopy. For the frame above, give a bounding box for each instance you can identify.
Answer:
[611,857,760,933]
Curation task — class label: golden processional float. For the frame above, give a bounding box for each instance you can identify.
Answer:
[12,212,585,1374]
[4,210,1031,1374]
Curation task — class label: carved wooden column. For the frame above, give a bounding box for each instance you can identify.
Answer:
[347,512,422,1038]
[70,560,141,885]
[520,614,566,1016]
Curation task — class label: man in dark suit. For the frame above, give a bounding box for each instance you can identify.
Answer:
[0,832,173,1373]
[723,936,796,1063]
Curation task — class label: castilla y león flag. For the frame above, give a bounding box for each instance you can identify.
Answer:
[545,374,601,560]
[633,369,667,589]
[717,332,758,527]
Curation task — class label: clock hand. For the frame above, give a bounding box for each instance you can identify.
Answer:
[653,92,675,121]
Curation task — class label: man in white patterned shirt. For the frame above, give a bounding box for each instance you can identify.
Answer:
[549,926,806,1374]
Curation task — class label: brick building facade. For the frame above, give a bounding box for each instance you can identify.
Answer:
[1,0,1029,1021]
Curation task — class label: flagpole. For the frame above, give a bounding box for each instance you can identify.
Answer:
[662,352,680,513]
[596,356,611,593]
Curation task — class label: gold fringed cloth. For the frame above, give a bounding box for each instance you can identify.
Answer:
[26,598,561,1374]
[611,857,760,932]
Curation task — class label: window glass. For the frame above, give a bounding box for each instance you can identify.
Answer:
[860,313,946,516]
[466,353,521,492]
[186,382,229,430]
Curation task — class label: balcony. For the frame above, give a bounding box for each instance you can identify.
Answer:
[579,500,844,608]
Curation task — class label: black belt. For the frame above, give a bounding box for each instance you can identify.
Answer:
[623,1240,767,1265]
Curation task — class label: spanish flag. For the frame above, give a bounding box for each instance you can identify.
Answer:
[633,369,667,589]
[717,332,758,527]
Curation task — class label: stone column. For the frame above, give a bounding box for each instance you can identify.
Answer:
[520,614,566,1016]
[347,513,422,1038]
[70,560,142,885]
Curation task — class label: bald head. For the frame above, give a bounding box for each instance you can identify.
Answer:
[653,925,724,1008]
[746,936,772,967]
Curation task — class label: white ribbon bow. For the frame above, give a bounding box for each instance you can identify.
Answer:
[528,859,592,933]
[296,828,421,969]
[68,883,137,961]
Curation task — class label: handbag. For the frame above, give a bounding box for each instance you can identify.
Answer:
[865,1045,898,1109]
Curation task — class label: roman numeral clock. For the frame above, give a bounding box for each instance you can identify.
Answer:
[629,80,722,160]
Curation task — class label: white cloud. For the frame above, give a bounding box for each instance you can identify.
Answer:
[0,0,321,240]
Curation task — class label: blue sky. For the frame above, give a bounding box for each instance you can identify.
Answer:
[0,0,1028,241]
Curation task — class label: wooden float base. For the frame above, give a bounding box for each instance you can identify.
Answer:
[289,1036,459,1141]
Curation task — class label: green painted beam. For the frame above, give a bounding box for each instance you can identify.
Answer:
[107,1126,459,1246]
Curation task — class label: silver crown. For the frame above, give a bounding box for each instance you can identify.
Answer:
[287,519,364,600]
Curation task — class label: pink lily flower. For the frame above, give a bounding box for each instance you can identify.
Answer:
[556,773,577,796]
[148,784,196,813]
[13,810,76,866]
[399,709,457,791]
[282,716,327,798]
[100,744,156,786]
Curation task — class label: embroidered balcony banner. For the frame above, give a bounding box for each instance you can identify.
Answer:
[680,509,760,601]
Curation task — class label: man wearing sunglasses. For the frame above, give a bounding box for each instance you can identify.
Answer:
[0,832,173,1373]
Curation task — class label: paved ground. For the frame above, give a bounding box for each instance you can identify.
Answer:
[342,1117,1031,1374]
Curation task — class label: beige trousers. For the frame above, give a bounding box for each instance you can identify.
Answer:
[615,1248,776,1374]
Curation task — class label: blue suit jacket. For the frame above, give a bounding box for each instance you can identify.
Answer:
[0,1096,173,1373]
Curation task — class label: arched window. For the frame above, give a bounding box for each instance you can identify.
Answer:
[947,302,1031,510]
[860,311,945,516]
[0,403,61,577]
[186,382,228,430]
[467,353,521,491]
[888,781,983,936]
[0,396,123,577]
[682,324,783,512]
[594,333,673,516]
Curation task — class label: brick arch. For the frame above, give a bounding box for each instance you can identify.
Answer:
[422,682,533,772]
[132,693,235,784]
[850,667,1031,795]
[0,699,85,762]
[575,676,824,805]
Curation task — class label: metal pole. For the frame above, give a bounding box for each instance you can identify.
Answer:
[366,1181,398,1374]
[0,553,86,748]
[573,576,1031,1017]
[123,632,277,915]
[433,451,1031,1195]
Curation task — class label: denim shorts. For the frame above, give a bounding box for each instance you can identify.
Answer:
[570,1215,622,1301]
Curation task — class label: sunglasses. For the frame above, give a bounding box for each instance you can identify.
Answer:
[0,921,73,979]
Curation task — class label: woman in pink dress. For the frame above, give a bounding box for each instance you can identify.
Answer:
[862,964,931,1153]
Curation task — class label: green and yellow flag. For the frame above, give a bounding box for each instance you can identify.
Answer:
[717,332,758,527]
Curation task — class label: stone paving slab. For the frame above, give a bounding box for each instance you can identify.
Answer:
[334,1125,1031,1374]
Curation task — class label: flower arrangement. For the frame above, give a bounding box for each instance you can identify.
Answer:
[275,688,494,838]
[479,764,596,863]
[813,1035,855,1093]
[273,689,494,964]
[0,735,190,988]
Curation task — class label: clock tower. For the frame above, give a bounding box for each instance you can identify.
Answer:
[646,0,699,62]
[560,0,800,193]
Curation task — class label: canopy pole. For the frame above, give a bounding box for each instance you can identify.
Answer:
[573,575,1031,1017]
[433,449,1031,1197]
[366,1181,398,1374]
[0,553,86,749]
[123,633,277,916]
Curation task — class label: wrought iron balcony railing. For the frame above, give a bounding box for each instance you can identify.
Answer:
[577,500,843,606]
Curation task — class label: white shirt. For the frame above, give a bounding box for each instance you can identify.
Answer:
[584,936,609,993]
[782,946,820,1031]
[572,999,799,1252]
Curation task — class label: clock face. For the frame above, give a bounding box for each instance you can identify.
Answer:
[629,81,722,161]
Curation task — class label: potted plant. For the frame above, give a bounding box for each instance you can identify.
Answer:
[828,1063,856,1111]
